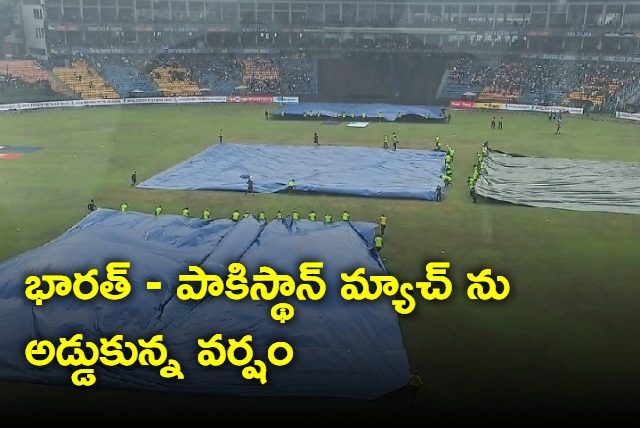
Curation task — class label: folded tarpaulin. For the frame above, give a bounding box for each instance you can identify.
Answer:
[475,148,640,215]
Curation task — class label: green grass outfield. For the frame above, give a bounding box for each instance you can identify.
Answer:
[0,105,638,421]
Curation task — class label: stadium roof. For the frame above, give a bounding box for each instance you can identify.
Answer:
[265,0,625,3]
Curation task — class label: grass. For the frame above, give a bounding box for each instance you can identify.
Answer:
[0,105,639,421]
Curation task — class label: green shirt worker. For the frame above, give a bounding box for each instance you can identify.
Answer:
[374,235,384,252]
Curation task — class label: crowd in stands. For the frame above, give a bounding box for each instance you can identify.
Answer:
[189,56,244,94]
[442,57,640,109]
[140,53,316,95]
[279,54,316,94]
[569,62,640,107]
[23,53,318,98]
[446,57,489,90]
[2,52,638,110]
[237,54,316,94]
[242,56,280,93]
[0,53,317,100]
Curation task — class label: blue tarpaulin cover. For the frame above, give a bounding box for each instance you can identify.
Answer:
[273,102,447,122]
[476,148,640,215]
[0,209,410,400]
[138,143,446,201]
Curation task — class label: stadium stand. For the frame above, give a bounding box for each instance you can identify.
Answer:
[150,65,201,97]
[439,57,640,109]
[278,54,318,95]
[242,56,281,94]
[475,60,530,102]
[238,55,318,95]
[81,54,322,98]
[563,62,640,108]
[3,51,637,110]
[437,57,486,100]
[0,59,72,97]
[517,68,567,107]
[96,57,160,98]
[0,74,72,104]
[190,56,243,95]
[52,58,119,99]
[146,56,203,97]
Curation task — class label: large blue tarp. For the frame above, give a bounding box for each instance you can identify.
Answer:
[0,209,410,400]
[138,143,447,200]
[273,102,447,122]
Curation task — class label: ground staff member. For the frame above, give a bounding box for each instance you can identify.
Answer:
[377,214,387,235]
[409,370,426,407]
[469,179,477,204]
[374,235,383,252]
[246,176,254,195]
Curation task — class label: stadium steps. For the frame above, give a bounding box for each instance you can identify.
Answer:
[0,59,74,97]
[435,69,451,99]
[623,81,640,105]
[52,59,119,99]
